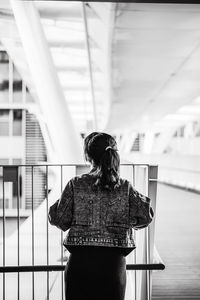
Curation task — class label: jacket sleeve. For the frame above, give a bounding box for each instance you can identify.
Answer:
[128,182,154,230]
[48,179,73,231]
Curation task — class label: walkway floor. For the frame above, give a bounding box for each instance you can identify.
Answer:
[152,184,200,300]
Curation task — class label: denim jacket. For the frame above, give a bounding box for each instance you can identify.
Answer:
[48,173,154,255]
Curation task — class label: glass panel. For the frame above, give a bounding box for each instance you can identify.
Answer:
[0,51,9,103]
[0,109,9,136]
[13,65,23,103]
[13,109,22,136]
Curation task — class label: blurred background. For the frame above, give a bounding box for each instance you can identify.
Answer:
[0,1,200,300]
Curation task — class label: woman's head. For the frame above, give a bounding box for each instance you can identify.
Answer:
[84,132,120,190]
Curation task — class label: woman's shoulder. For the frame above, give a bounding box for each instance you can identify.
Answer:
[118,178,137,194]
[70,173,94,185]
[69,175,133,192]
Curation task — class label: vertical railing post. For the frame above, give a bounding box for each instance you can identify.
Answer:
[60,165,64,300]
[46,165,49,300]
[134,165,149,300]
[148,166,158,300]
[125,164,137,300]
[31,166,35,300]
[146,166,150,300]
[133,165,137,300]
[17,166,20,300]
[2,172,5,300]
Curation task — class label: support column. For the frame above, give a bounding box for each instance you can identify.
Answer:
[10,0,83,163]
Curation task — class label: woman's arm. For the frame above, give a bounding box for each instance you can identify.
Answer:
[48,179,74,231]
[128,182,154,230]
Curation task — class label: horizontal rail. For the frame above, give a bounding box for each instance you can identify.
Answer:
[127,263,165,270]
[0,263,165,273]
[0,163,158,167]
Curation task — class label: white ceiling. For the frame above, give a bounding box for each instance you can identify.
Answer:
[1,1,200,134]
[106,3,200,132]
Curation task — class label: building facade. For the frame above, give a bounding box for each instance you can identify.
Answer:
[0,50,47,216]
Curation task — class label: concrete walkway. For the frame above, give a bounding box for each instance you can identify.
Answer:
[152,184,200,300]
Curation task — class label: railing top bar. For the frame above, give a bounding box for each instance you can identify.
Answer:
[0,163,158,167]
[0,263,165,273]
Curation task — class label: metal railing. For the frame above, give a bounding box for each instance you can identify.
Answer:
[0,163,164,300]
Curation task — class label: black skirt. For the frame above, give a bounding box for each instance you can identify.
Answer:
[64,246,126,300]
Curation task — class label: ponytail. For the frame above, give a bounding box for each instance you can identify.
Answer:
[84,133,120,190]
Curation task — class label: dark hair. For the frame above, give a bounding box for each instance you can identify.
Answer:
[84,132,100,162]
[84,132,120,190]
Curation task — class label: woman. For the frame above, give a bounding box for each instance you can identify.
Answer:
[49,132,154,300]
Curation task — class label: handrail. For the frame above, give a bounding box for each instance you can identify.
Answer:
[0,163,158,167]
[0,163,161,300]
[0,263,165,273]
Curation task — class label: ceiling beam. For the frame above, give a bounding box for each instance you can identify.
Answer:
[82,2,97,130]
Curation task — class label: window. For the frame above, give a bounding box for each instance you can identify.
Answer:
[0,159,23,209]
[0,51,9,103]
[0,109,23,136]
[13,110,22,136]
[0,158,11,209]
[0,159,9,176]
[13,65,23,103]
[0,52,28,104]
[0,109,9,136]
[0,51,9,63]
[0,80,9,91]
